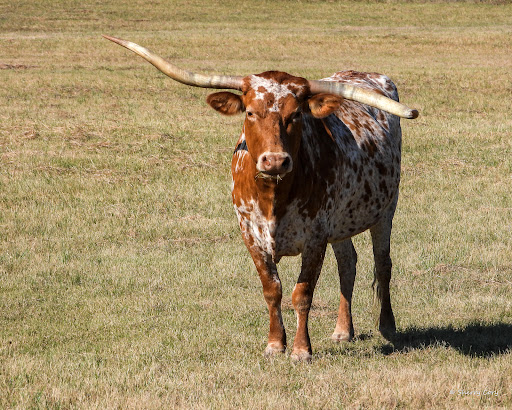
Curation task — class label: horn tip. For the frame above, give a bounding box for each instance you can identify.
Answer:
[102,34,123,45]
[408,109,419,119]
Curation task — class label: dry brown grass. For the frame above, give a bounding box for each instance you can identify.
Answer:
[1,0,511,408]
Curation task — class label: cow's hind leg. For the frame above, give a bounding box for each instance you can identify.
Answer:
[249,248,287,356]
[370,198,398,340]
[331,239,357,342]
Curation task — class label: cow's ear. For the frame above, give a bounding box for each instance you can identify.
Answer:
[206,92,245,116]
[308,93,343,118]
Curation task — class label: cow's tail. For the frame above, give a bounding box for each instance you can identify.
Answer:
[371,267,382,324]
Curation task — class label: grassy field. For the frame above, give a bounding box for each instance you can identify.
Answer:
[1,0,511,408]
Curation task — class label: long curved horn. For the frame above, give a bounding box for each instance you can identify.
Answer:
[309,80,419,119]
[102,35,244,90]
[103,35,418,119]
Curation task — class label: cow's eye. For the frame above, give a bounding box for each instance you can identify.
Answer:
[246,111,258,121]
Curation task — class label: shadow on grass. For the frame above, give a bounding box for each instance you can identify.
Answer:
[382,323,512,358]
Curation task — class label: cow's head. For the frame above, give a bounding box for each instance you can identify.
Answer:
[205,72,342,178]
[102,36,418,179]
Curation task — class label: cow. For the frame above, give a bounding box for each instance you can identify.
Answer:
[103,35,418,361]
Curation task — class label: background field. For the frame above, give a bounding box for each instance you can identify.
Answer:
[1,0,511,408]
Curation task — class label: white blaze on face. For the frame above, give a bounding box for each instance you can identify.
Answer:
[250,76,303,113]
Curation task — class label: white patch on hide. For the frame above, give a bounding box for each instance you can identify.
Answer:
[234,151,247,173]
[250,76,304,113]
[235,198,276,259]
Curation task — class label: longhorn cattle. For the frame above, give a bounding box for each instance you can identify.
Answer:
[104,35,418,361]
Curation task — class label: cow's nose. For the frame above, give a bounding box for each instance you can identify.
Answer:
[257,152,293,175]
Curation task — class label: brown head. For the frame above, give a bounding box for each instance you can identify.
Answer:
[206,71,344,178]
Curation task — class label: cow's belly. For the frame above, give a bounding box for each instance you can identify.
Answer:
[274,207,378,258]
[273,174,399,257]
[327,188,398,242]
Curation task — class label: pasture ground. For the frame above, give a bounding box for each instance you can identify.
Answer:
[1,0,511,408]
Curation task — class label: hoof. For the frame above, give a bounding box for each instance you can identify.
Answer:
[379,310,396,341]
[379,324,396,341]
[290,350,312,362]
[331,331,353,343]
[264,344,286,357]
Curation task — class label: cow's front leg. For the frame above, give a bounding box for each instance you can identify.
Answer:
[248,247,286,356]
[291,240,327,362]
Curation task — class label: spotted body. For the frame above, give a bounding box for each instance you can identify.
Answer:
[233,71,400,262]
[216,70,401,360]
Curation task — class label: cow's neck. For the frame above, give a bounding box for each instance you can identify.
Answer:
[253,165,297,222]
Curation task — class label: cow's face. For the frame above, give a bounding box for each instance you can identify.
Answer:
[207,72,343,179]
